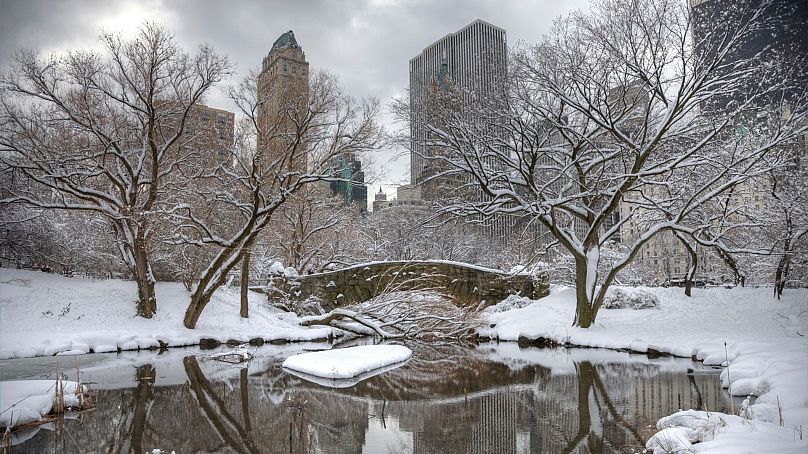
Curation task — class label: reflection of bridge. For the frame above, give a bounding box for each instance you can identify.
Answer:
[262,260,549,310]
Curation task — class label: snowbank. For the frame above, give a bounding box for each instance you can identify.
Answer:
[483,293,535,313]
[0,268,334,359]
[481,285,808,453]
[282,345,412,380]
[601,286,659,309]
[0,380,86,428]
[646,410,807,453]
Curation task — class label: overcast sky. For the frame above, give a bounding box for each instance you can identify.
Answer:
[0,0,589,201]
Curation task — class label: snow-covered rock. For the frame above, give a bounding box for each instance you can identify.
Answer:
[484,294,536,313]
[647,409,808,453]
[602,287,659,310]
[282,345,412,380]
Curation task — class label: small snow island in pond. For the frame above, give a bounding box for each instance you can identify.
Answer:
[282,345,412,385]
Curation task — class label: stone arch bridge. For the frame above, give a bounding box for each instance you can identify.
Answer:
[259,260,549,311]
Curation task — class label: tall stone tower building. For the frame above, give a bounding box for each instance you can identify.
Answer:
[257,30,310,172]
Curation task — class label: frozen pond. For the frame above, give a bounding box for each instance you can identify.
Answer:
[1,342,734,453]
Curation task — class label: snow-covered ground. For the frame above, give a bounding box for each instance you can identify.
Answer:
[481,285,808,453]
[0,268,334,359]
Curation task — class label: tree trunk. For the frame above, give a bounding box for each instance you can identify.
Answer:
[774,238,792,300]
[184,245,249,329]
[683,241,697,297]
[713,244,744,288]
[573,253,599,328]
[240,249,251,318]
[133,238,156,318]
[185,287,215,329]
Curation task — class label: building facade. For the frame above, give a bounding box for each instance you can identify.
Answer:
[408,20,514,243]
[185,104,235,164]
[409,19,507,191]
[257,30,310,172]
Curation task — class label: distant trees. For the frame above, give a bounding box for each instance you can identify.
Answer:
[0,204,121,276]
[767,153,808,298]
[265,184,365,274]
[403,0,807,327]
[361,204,486,264]
[0,24,230,317]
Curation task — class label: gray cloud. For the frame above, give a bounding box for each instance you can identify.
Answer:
[0,0,588,190]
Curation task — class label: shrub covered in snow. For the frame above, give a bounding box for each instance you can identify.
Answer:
[484,294,536,313]
[601,287,659,310]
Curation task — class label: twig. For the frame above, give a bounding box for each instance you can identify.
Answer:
[724,342,735,415]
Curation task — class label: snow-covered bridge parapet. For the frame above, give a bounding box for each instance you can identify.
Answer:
[267,261,549,310]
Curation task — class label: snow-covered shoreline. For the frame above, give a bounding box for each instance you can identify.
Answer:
[3,268,806,451]
[481,285,808,452]
[0,268,334,360]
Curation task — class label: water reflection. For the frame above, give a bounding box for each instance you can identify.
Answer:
[11,344,731,453]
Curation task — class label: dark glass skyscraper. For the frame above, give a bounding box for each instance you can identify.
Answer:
[690,0,808,114]
[409,20,507,190]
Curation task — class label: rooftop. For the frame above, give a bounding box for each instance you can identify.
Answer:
[272,30,300,50]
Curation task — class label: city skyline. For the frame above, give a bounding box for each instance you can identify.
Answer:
[0,0,589,205]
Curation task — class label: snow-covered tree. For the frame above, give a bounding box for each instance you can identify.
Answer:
[361,203,487,264]
[171,71,384,328]
[264,183,365,274]
[0,24,230,317]
[402,0,807,327]
[767,148,808,297]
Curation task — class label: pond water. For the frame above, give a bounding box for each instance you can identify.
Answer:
[1,342,733,453]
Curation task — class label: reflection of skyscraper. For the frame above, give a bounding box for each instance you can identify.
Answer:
[409,19,507,192]
[469,392,518,454]
[257,30,310,172]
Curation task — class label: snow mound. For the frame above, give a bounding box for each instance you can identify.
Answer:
[0,380,86,428]
[282,345,412,380]
[484,294,536,313]
[602,287,659,310]
[284,360,409,388]
[647,409,808,453]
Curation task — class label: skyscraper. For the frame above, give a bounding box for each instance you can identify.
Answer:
[328,152,368,212]
[257,30,310,172]
[690,0,808,114]
[409,20,507,192]
[185,104,235,164]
